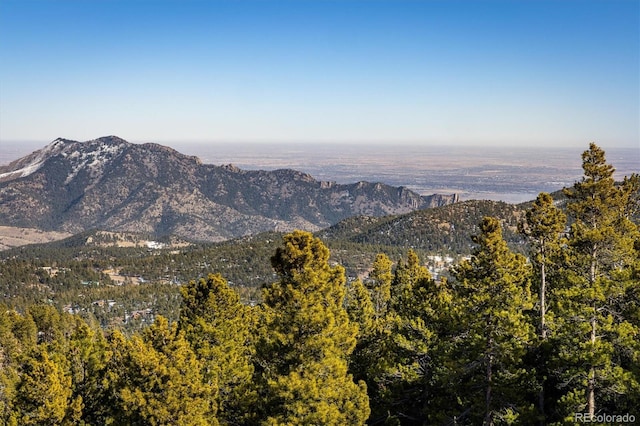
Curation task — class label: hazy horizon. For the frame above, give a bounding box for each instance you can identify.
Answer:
[1,0,638,148]
[2,137,639,162]
[2,139,638,204]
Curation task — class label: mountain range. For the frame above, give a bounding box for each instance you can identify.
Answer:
[0,136,457,242]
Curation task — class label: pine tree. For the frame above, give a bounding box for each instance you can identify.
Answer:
[351,249,456,424]
[451,217,534,425]
[391,249,432,315]
[11,346,72,425]
[67,315,109,425]
[103,316,215,425]
[626,239,640,411]
[377,250,435,424]
[367,253,393,320]
[346,256,398,424]
[0,308,36,424]
[520,192,566,423]
[256,230,370,425]
[521,192,567,340]
[553,143,640,420]
[345,278,375,335]
[179,273,256,425]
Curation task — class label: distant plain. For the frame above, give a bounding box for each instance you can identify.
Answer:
[175,143,640,204]
[2,141,638,204]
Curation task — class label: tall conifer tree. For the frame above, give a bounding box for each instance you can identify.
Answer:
[11,347,72,425]
[256,230,370,425]
[520,192,566,423]
[382,250,436,424]
[521,192,567,340]
[368,253,393,320]
[103,316,215,425]
[0,308,36,423]
[554,143,640,419]
[451,217,534,425]
[179,273,256,424]
[347,254,399,424]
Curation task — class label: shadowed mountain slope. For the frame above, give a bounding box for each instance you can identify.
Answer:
[0,136,457,242]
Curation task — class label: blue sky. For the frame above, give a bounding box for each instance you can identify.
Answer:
[0,0,638,148]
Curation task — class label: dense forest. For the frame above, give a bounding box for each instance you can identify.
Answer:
[0,143,638,425]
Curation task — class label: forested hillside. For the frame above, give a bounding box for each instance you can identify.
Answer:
[0,144,638,424]
[319,199,527,253]
[0,199,526,330]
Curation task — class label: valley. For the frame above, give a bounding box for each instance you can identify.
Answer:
[0,226,72,250]
[0,199,523,330]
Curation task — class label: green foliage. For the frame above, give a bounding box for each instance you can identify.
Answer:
[368,254,393,319]
[320,200,528,254]
[346,256,398,424]
[521,192,566,338]
[377,250,441,424]
[345,278,375,334]
[552,143,640,420]
[103,316,215,425]
[179,273,256,425]
[11,346,72,425]
[519,192,567,422]
[450,217,534,425]
[257,230,370,425]
[1,306,106,425]
[0,143,638,425]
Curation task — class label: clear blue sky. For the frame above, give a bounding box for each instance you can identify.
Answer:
[0,0,638,148]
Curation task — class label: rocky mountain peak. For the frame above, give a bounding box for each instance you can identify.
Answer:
[0,136,133,184]
[0,136,458,242]
[0,138,72,182]
[91,135,130,145]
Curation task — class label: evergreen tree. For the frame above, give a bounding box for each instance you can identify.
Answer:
[626,239,640,410]
[346,256,398,424]
[351,249,455,424]
[391,249,432,314]
[367,253,393,320]
[103,316,215,425]
[27,304,66,346]
[379,250,436,424]
[256,230,370,425]
[0,307,36,424]
[179,273,256,425]
[345,278,375,335]
[451,217,534,425]
[67,315,109,426]
[553,143,640,420]
[520,192,566,423]
[521,192,567,340]
[11,346,72,425]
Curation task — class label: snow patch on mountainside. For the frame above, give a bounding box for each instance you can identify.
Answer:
[0,161,43,180]
[0,137,128,184]
[0,138,68,180]
[64,140,126,184]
